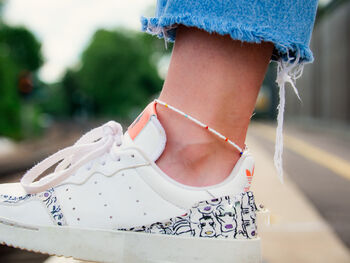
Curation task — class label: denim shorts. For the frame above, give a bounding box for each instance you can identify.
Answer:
[141,0,319,182]
[141,0,318,64]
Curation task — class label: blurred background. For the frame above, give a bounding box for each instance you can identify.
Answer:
[0,0,349,262]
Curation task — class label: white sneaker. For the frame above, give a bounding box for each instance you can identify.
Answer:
[0,101,260,263]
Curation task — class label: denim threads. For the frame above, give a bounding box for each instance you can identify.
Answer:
[141,0,318,63]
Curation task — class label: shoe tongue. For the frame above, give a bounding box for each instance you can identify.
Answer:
[125,101,166,162]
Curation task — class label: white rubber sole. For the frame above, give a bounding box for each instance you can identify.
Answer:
[0,217,261,263]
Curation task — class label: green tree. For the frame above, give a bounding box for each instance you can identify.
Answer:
[0,55,21,138]
[0,25,42,138]
[67,28,164,119]
[0,25,42,71]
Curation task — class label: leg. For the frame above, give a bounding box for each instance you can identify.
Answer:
[156,26,273,186]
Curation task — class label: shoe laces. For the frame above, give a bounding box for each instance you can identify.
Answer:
[21,121,123,194]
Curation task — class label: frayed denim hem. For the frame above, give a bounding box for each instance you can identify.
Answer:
[141,15,314,64]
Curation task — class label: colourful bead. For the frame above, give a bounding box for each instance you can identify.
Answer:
[225,138,228,142]
[205,126,208,129]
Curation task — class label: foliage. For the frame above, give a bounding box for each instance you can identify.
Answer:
[62,28,166,119]
[0,24,42,139]
[0,25,42,71]
[0,55,21,138]
[0,24,169,139]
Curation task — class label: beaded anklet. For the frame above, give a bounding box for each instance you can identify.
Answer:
[154,99,245,156]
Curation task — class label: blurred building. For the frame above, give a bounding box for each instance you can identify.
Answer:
[285,1,350,128]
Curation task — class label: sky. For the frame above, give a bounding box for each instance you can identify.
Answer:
[3,0,155,83]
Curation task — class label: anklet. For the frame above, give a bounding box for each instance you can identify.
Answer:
[154,99,245,156]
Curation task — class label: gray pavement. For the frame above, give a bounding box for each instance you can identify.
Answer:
[249,122,350,249]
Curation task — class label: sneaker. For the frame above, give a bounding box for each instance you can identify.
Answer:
[0,101,260,263]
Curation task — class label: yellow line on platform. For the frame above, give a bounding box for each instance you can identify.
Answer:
[253,123,350,181]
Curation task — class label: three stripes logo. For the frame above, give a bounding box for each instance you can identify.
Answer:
[244,167,254,192]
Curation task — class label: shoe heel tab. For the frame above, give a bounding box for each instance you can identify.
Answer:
[128,101,157,140]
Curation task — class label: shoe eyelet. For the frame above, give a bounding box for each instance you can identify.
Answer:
[131,154,135,158]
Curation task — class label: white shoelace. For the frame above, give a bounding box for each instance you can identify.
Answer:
[21,121,123,194]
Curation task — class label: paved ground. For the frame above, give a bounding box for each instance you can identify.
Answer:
[249,122,350,249]
[247,123,350,263]
[0,121,349,262]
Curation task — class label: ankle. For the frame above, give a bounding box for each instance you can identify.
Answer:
[157,141,240,186]
[155,103,242,187]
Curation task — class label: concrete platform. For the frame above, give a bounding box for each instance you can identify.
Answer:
[248,135,350,263]
[44,134,350,263]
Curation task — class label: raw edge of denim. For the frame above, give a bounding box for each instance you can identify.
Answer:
[141,15,314,64]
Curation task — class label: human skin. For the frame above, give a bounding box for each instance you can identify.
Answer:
[156,26,274,187]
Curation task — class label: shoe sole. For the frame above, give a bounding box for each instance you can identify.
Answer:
[0,217,261,263]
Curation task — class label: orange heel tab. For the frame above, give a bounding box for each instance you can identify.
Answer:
[128,101,157,140]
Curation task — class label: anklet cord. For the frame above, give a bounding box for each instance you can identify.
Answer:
[154,99,244,155]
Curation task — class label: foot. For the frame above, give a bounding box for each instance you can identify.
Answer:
[0,101,259,263]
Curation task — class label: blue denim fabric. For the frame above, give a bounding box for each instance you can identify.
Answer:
[141,0,318,63]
